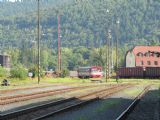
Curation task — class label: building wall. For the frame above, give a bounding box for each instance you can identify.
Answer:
[135,53,160,67]
[3,56,11,68]
[0,56,3,66]
[126,51,136,67]
[126,46,160,68]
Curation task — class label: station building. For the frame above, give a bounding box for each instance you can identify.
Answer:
[126,46,160,68]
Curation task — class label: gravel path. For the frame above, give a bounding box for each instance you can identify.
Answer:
[126,86,160,120]
[44,85,146,120]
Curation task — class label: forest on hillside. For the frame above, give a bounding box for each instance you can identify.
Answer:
[0,0,159,71]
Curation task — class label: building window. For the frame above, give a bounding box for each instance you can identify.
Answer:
[156,53,160,58]
[147,61,151,65]
[137,52,143,57]
[154,61,158,65]
[144,52,150,57]
[140,61,143,65]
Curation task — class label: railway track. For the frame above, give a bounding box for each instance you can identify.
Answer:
[0,84,133,120]
[0,84,121,105]
[0,82,89,94]
[0,85,105,105]
[115,85,151,120]
[0,85,58,94]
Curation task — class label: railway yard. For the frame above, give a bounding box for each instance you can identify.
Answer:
[0,79,159,120]
[1,0,160,120]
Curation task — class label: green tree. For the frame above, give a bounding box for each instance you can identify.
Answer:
[0,66,9,77]
[10,64,28,79]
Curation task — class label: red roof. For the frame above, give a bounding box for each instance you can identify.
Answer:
[132,46,160,55]
[132,46,160,67]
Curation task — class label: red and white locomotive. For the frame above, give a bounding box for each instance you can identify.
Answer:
[78,66,103,78]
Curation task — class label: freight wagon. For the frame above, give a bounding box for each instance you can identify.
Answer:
[118,67,144,78]
[118,67,160,78]
[145,67,160,78]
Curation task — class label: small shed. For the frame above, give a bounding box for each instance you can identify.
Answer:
[69,71,78,78]
[0,54,11,68]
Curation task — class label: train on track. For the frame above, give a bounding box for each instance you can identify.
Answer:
[77,66,103,78]
[118,67,160,78]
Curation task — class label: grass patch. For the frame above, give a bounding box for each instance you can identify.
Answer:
[123,89,142,96]
[0,77,91,89]
[0,77,159,89]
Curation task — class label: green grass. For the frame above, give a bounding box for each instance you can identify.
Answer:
[0,77,88,84]
[0,77,159,90]
[116,79,160,86]
[42,77,89,83]
[123,88,143,96]
[0,77,91,89]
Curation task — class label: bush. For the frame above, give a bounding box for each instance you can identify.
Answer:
[28,66,45,78]
[61,69,69,78]
[0,66,9,77]
[10,65,28,79]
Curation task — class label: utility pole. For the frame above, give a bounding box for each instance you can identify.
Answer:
[106,33,108,82]
[108,29,111,79]
[111,18,114,76]
[58,15,61,77]
[106,9,110,82]
[32,40,36,65]
[116,19,120,83]
[37,0,40,84]
[106,29,111,82]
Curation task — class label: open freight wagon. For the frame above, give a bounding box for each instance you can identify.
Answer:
[118,67,160,78]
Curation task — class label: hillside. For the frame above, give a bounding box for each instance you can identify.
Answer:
[0,0,159,70]
[0,0,159,49]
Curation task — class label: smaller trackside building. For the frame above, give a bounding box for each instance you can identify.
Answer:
[0,54,11,68]
[126,46,160,68]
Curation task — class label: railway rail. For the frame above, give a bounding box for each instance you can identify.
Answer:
[0,84,112,105]
[0,84,60,94]
[0,82,91,94]
[0,84,133,120]
[115,85,151,120]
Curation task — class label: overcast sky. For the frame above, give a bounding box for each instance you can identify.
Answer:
[9,0,16,2]
[0,0,18,2]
